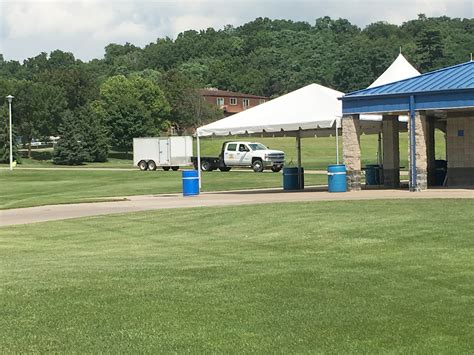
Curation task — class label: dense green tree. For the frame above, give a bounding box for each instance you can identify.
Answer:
[36,65,99,110]
[78,105,109,162]
[0,105,22,164]
[159,69,223,129]
[48,50,76,68]
[93,75,170,152]
[52,110,88,165]
[416,28,445,71]
[10,80,67,157]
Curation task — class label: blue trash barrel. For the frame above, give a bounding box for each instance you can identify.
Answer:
[327,164,346,192]
[283,167,304,190]
[365,164,381,185]
[182,170,199,196]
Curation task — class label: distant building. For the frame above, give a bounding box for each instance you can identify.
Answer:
[200,88,268,117]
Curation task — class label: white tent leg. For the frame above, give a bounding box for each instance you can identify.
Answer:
[335,121,339,164]
[197,134,202,190]
[296,130,302,189]
[377,132,382,166]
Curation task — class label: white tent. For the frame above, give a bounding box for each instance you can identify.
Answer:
[197,83,342,137]
[195,84,345,189]
[368,53,420,88]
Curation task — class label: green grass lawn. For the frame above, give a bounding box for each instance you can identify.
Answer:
[4,131,446,170]
[1,200,472,353]
[0,169,327,209]
[197,130,446,170]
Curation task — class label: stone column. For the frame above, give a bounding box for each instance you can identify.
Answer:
[382,115,400,188]
[343,114,361,191]
[426,116,436,186]
[408,112,429,190]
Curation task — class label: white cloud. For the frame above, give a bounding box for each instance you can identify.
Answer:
[0,0,472,62]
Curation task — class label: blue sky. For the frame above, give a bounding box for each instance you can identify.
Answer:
[1,0,472,62]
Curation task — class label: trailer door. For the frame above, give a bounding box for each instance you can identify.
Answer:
[159,139,170,165]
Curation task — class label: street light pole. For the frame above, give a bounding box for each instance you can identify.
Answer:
[6,95,14,171]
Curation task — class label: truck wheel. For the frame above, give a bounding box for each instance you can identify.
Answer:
[201,160,211,171]
[252,159,264,173]
[147,160,157,171]
[138,160,148,171]
[162,166,170,171]
[171,166,179,171]
[219,167,231,172]
[271,166,282,173]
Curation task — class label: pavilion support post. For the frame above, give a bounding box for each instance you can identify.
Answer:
[382,115,400,188]
[342,114,361,191]
[408,110,429,191]
[426,116,436,187]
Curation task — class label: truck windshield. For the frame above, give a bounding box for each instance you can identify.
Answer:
[249,143,267,151]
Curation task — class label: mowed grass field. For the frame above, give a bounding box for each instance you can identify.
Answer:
[3,131,446,170]
[1,131,446,209]
[1,200,473,353]
[0,169,327,209]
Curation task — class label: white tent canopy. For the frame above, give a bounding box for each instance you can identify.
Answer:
[368,53,420,88]
[365,53,421,123]
[197,84,342,137]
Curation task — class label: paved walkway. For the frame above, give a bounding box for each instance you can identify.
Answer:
[1,187,473,227]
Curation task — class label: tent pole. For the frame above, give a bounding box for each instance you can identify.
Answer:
[196,133,202,190]
[296,129,302,189]
[335,120,339,164]
[377,132,382,165]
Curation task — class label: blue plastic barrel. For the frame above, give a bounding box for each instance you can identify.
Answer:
[327,164,346,192]
[365,164,381,185]
[283,167,304,190]
[182,170,199,196]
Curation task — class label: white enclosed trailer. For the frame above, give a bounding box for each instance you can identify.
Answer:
[133,136,194,171]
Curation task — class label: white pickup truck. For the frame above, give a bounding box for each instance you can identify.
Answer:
[192,141,285,172]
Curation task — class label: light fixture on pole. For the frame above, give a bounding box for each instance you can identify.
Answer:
[6,95,14,171]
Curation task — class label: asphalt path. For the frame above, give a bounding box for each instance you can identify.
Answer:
[1,187,472,227]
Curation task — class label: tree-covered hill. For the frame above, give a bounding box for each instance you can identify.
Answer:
[0,14,473,159]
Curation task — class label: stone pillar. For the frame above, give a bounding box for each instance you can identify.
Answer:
[426,116,436,187]
[343,114,361,191]
[408,112,429,190]
[382,115,400,188]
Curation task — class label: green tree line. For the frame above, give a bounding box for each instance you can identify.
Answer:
[1,14,472,164]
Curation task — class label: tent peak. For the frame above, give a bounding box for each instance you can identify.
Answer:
[368,53,420,89]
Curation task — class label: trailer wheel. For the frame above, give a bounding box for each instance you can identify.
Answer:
[171,166,179,171]
[148,160,157,171]
[219,167,231,172]
[138,160,148,171]
[271,166,282,173]
[252,159,264,173]
[201,160,212,171]
[162,166,170,171]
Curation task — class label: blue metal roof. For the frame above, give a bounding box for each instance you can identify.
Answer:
[342,61,474,114]
[345,61,474,98]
